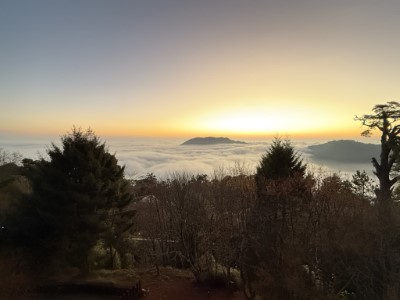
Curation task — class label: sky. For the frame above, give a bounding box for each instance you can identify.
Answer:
[1,0,400,138]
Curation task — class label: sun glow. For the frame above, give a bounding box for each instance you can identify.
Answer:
[195,106,339,136]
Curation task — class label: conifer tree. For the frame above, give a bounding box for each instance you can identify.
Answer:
[20,128,134,270]
[255,137,306,196]
[257,137,305,179]
[243,138,309,299]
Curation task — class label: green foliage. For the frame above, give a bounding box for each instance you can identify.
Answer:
[8,128,134,271]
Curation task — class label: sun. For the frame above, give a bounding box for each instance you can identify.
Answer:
[177,102,358,138]
[196,107,328,136]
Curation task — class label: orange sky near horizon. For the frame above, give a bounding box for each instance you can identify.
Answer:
[0,100,383,140]
[1,1,399,140]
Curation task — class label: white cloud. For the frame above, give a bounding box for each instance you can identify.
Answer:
[112,140,266,179]
[0,136,373,179]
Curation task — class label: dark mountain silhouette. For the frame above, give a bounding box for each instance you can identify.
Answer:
[308,140,380,163]
[182,137,246,145]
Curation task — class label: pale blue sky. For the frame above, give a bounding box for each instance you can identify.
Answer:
[1,0,400,137]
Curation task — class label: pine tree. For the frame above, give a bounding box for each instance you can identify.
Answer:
[255,137,306,197]
[19,128,134,270]
[243,138,309,299]
[256,137,305,180]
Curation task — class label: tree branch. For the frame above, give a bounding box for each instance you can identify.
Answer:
[372,158,381,174]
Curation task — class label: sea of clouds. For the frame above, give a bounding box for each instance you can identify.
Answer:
[0,136,374,179]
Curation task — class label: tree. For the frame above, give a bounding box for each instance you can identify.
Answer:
[14,128,134,271]
[243,138,311,299]
[356,102,400,299]
[312,174,381,299]
[356,101,400,204]
[256,137,306,181]
[132,170,255,286]
[351,170,375,202]
[255,137,306,198]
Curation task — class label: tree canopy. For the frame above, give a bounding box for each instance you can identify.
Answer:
[12,128,134,270]
[356,102,400,298]
[356,101,400,203]
[256,137,306,184]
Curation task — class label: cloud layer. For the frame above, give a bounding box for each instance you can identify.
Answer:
[1,137,374,179]
[108,139,268,178]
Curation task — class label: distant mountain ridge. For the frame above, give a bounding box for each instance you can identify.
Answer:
[308,140,380,163]
[182,137,246,145]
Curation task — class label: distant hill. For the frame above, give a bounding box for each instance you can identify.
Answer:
[308,140,380,163]
[181,137,246,145]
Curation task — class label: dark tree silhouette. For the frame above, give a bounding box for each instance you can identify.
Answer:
[356,102,400,299]
[16,128,134,271]
[356,101,400,204]
[243,138,311,299]
[255,137,306,197]
[256,137,306,181]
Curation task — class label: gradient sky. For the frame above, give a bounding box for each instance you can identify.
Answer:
[1,0,400,138]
